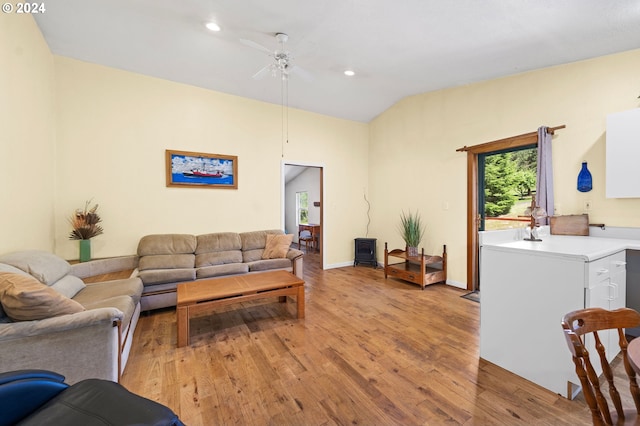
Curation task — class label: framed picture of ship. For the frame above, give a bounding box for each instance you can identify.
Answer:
[166,149,238,189]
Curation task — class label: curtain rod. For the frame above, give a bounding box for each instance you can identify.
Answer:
[456,125,566,153]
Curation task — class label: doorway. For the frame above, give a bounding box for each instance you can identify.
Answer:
[282,162,324,270]
[459,126,563,292]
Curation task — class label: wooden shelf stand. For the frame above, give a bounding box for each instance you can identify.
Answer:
[384,243,447,290]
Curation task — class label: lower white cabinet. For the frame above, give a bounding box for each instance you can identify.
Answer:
[480,245,626,397]
[584,250,626,364]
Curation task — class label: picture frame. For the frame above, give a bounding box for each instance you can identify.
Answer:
[166,149,238,189]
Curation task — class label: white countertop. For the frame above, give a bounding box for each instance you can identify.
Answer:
[482,233,640,262]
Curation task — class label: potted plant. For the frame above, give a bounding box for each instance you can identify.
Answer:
[398,210,424,257]
[69,200,104,262]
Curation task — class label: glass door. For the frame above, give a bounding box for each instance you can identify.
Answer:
[478,145,537,231]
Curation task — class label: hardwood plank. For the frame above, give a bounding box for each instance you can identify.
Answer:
[120,251,594,425]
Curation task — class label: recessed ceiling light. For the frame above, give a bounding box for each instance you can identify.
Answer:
[344,70,355,77]
[206,22,221,32]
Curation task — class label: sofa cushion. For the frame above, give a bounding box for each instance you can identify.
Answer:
[195,232,243,267]
[50,275,86,299]
[0,272,85,321]
[138,254,195,271]
[196,263,248,279]
[0,264,27,320]
[0,263,29,276]
[0,250,70,285]
[240,229,283,251]
[137,268,196,286]
[240,230,284,262]
[137,234,196,256]
[80,295,136,328]
[195,251,242,267]
[196,232,242,253]
[72,277,143,306]
[247,259,293,272]
[242,249,262,263]
[262,234,293,259]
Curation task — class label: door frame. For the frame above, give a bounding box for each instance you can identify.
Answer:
[281,160,324,270]
[458,126,564,291]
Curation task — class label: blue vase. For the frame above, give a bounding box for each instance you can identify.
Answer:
[577,162,592,192]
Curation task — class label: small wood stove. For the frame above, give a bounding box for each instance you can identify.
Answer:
[354,238,377,268]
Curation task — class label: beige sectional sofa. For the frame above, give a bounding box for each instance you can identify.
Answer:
[0,229,302,385]
[0,251,141,384]
[137,229,304,311]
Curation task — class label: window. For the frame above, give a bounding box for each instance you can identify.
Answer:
[296,191,308,225]
[479,146,537,231]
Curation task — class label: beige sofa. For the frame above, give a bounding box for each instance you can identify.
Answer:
[0,251,141,384]
[137,229,304,311]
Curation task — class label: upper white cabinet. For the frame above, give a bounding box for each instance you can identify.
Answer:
[606,108,640,198]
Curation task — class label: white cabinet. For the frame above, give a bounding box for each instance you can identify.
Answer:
[606,108,640,198]
[480,248,585,397]
[480,244,627,397]
[584,251,626,363]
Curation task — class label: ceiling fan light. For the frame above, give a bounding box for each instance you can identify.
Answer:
[205,22,221,32]
[344,70,355,77]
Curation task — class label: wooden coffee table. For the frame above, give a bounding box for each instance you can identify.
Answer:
[176,270,305,347]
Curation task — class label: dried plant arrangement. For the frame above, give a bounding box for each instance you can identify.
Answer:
[68,200,104,240]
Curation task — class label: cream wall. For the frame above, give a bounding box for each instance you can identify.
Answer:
[0,15,55,253]
[53,57,369,264]
[369,49,640,288]
[5,15,639,281]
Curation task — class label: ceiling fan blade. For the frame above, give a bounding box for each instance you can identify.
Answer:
[289,65,314,82]
[252,64,273,80]
[240,38,273,55]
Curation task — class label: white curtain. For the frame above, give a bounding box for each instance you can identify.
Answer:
[536,126,553,224]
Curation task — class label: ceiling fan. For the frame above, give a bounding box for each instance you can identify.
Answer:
[240,33,312,81]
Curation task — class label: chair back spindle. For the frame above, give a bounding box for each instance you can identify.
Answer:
[562,307,640,425]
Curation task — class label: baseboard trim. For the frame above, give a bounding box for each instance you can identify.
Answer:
[325,261,356,269]
[446,279,466,289]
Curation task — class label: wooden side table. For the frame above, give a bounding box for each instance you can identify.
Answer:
[383,243,446,289]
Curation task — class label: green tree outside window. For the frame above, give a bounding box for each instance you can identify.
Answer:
[297,191,309,224]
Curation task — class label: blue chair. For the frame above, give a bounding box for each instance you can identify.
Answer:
[0,369,184,426]
[298,229,316,252]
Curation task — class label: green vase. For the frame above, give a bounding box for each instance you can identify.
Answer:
[79,239,91,262]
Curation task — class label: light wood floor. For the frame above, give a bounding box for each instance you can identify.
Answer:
[120,251,593,425]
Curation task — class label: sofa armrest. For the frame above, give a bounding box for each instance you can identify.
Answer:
[0,307,123,340]
[291,255,304,280]
[286,248,304,261]
[0,308,123,384]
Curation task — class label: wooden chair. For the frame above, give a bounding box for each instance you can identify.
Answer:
[561,307,640,425]
[298,230,315,252]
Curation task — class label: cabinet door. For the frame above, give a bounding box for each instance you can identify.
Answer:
[610,252,627,311]
[606,108,640,198]
[585,278,612,309]
[585,278,617,366]
[584,252,627,363]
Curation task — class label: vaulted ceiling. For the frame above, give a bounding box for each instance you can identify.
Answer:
[34,1,640,122]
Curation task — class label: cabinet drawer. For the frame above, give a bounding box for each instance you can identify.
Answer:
[609,250,627,275]
[588,251,626,287]
[589,257,611,285]
[386,266,421,285]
